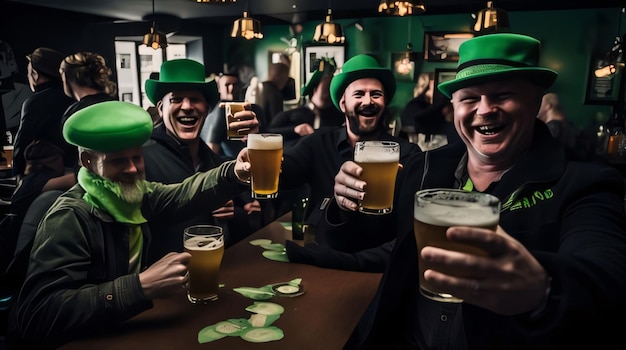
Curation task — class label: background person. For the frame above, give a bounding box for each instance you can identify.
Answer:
[12,47,73,177]
[268,57,344,150]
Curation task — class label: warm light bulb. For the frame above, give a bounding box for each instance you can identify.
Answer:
[151,40,160,49]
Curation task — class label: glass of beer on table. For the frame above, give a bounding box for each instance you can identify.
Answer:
[354,141,400,215]
[183,225,225,303]
[247,133,283,199]
[224,102,249,140]
[413,189,500,303]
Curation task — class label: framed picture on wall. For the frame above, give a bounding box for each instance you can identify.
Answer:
[434,68,457,89]
[303,45,345,83]
[584,58,622,105]
[424,32,474,62]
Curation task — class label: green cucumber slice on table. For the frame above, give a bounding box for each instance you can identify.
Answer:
[240,326,285,343]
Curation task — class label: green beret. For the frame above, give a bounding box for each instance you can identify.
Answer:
[63,101,153,153]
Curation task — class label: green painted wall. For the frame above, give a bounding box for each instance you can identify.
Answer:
[227,8,625,130]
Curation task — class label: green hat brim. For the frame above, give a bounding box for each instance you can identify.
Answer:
[301,70,323,97]
[145,80,219,109]
[438,67,556,99]
[63,101,153,153]
[330,68,396,111]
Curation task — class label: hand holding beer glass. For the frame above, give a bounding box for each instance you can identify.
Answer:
[223,102,256,140]
[247,133,283,199]
[183,225,225,303]
[353,141,400,215]
[413,189,500,303]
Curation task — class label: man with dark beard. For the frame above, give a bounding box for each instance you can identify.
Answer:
[8,101,253,349]
[278,54,419,272]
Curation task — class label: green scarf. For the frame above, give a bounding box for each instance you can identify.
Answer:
[77,167,152,224]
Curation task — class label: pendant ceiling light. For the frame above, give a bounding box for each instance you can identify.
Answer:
[313,5,345,44]
[472,1,510,35]
[378,0,425,16]
[142,0,168,50]
[231,0,263,40]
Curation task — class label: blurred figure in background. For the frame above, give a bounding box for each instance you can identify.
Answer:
[12,47,73,177]
[268,57,344,150]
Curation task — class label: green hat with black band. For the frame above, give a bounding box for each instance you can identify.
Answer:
[145,58,219,108]
[437,33,557,99]
[63,101,153,153]
[329,54,396,111]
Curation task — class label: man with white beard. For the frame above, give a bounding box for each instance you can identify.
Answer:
[8,101,253,348]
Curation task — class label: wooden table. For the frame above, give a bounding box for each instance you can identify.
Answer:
[61,217,382,350]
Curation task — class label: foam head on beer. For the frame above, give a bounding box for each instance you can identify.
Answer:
[413,189,500,303]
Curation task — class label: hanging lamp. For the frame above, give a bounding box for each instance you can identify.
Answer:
[472,1,510,35]
[378,0,425,16]
[231,0,263,40]
[142,0,168,49]
[313,6,345,44]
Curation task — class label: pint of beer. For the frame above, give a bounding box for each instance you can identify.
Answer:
[354,141,400,215]
[183,225,225,303]
[414,189,500,303]
[225,102,249,140]
[247,133,283,199]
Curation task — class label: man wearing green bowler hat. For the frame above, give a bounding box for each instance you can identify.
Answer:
[331,33,626,349]
[276,54,418,269]
[8,101,253,348]
[142,59,262,257]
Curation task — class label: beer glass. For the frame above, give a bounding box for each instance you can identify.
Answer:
[183,225,225,303]
[247,133,283,199]
[224,102,249,140]
[354,141,400,215]
[414,189,500,303]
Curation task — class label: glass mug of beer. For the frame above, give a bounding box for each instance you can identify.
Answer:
[413,189,500,303]
[224,102,249,140]
[354,141,400,215]
[247,133,283,199]
[183,225,225,303]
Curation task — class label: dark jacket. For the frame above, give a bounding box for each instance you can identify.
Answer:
[8,162,244,348]
[12,81,73,176]
[143,124,260,256]
[344,121,626,349]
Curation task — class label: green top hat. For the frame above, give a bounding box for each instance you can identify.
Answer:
[329,54,396,111]
[302,57,337,97]
[438,33,557,98]
[145,59,219,107]
[63,101,153,153]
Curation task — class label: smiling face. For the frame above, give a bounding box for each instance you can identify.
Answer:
[159,90,210,143]
[450,79,544,166]
[340,78,387,138]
